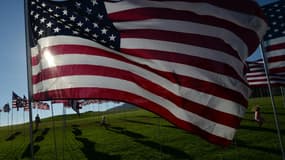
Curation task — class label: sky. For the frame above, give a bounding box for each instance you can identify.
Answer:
[0,0,279,126]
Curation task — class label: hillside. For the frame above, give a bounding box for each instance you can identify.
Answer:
[106,103,137,112]
[0,97,284,160]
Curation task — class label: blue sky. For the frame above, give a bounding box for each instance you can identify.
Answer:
[0,0,278,126]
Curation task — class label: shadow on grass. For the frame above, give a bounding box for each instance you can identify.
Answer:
[107,126,190,159]
[136,115,161,119]
[75,137,121,160]
[72,126,82,136]
[72,124,80,128]
[120,119,176,129]
[21,144,40,159]
[35,128,50,142]
[22,127,50,158]
[239,125,284,133]
[135,139,192,159]
[108,126,145,139]
[261,111,285,115]
[235,139,281,155]
[5,131,21,141]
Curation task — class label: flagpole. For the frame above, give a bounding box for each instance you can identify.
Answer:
[280,87,285,108]
[51,104,58,160]
[24,0,34,159]
[260,43,285,160]
[62,105,66,160]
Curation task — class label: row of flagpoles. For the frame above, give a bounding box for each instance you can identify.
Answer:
[1,91,120,116]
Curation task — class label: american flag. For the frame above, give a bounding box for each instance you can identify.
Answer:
[27,0,267,145]
[246,59,285,87]
[262,1,285,74]
[34,101,50,110]
[12,92,25,111]
[51,99,82,115]
[3,103,10,113]
[23,95,30,111]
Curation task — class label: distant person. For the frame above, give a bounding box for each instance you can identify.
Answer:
[100,115,108,129]
[35,114,41,130]
[254,106,264,127]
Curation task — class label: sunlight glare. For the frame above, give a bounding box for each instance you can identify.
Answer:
[43,50,56,67]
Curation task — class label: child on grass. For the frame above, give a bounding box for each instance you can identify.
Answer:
[254,105,264,127]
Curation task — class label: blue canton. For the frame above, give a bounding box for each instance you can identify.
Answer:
[29,0,120,50]
[262,1,285,41]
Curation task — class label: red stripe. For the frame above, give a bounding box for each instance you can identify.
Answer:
[268,55,285,63]
[33,87,233,146]
[110,7,260,54]
[32,65,243,128]
[269,67,285,74]
[266,42,285,52]
[33,45,247,106]
[33,44,244,85]
[32,44,248,95]
[147,0,265,20]
[33,64,247,107]
[120,29,241,60]
[121,48,247,86]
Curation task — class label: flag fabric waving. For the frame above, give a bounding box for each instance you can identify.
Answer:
[246,59,285,87]
[3,103,11,113]
[26,0,267,145]
[69,100,82,116]
[51,99,81,115]
[23,95,31,111]
[262,1,285,74]
[12,92,25,111]
[34,101,50,110]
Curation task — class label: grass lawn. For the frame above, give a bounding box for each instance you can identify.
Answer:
[0,96,284,160]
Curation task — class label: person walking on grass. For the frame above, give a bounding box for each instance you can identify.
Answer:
[100,115,109,129]
[35,114,41,130]
[254,105,264,127]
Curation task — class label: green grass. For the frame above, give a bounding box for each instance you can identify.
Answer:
[0,96,284,160]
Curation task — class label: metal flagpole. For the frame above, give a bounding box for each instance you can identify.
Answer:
[24,0,35,159]
[51,103,58,160]
[62,105,66,160]
[280,87,285,108]
[7,111,10,136]
[260,43,285,160]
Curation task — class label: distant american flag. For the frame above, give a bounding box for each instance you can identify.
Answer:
[27,0,267,145]
[23,96,30,111]
[246,59,285,87]
[12,92,25,111]
[262,1,285,74]
[34,101,50,110]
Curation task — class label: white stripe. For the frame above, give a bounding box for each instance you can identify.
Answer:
[268,61,285,70]
[31,36,250,98]
[266,49,285,58]
[33,75,236,140]
[248,81,267,85]
[121,38,245,77]
[247,76,266,81]
[116,19,248,60]
[249,80,285,85]
[246,72,265,76]
[104,0,267,39]
[32,54,246,117]
[263,36,285,47]
[249,67,264,72]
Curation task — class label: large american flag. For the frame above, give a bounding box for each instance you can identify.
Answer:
[27,0,267,145]
[262,1,285,74]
